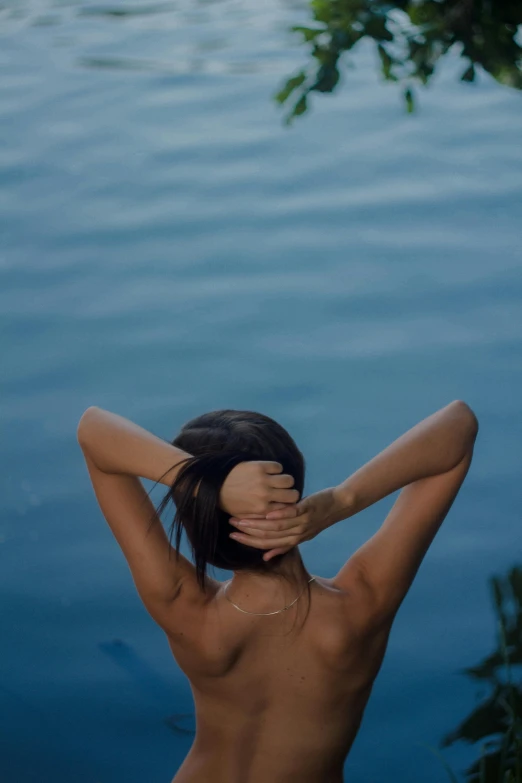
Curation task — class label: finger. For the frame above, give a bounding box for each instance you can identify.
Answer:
[263,547,293,562]
[230,522,302,538]
[262,461,283,474]
[267,502,290,511]
[266,500,306,520]
[229,516,267,525]
[268,473,295,489]
[229,520,275,531]
[270,488,300,505]
[230,518,300,533]
[229,532,299,550]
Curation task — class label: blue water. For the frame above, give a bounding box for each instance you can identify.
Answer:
[1,2,521,781]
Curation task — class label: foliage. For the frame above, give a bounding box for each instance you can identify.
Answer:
[439,565,522,782]
[275,0,522,122]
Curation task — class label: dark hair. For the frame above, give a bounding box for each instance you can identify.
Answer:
[154,410,305,590]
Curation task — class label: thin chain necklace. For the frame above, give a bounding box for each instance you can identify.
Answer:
[223,576,316,616]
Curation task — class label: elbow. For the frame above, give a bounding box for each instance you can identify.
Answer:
[451,400,479,442]
[77,406,101,448]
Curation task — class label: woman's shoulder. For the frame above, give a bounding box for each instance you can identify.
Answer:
[311,573,383,635]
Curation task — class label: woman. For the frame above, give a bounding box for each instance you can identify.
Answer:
[77,400,478,783]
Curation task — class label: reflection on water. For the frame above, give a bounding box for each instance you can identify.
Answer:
[275,0,522,121]
[77,3,178,18]
[440,565,522,782]
[0,0,297,77]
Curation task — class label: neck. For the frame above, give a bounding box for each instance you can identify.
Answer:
[226,548,312,612]
[234,547,309,583]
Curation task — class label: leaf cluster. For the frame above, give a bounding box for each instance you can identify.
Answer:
[275,0,522,122]
[440,566,522,783]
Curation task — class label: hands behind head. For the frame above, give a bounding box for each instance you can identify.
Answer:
[219,460,300,520]
[227,487,340,562]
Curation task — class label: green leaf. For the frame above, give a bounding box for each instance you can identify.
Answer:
[407,3,443,27]
[275,71,307,105]
[404,86,415,113]
[490,65,522,90]
[310,0,333,24]
[378,43,395,80]
[292,94,308,117]
[364,15,393,42]
[312,64,340,93]
[461,63,476,82]
[479,742,487,783]
[291,25,323,42]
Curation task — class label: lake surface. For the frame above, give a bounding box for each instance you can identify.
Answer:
[1,2,521,781]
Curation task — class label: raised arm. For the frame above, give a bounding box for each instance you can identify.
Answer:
[77,407,298,624]
[328,400,478,612]
[329,399,478,525]
[229,401,478,616]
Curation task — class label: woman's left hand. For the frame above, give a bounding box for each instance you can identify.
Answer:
[226,487,343,561]
[220,461,299,518]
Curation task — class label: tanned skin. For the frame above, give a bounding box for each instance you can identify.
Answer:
[77,401,478,783]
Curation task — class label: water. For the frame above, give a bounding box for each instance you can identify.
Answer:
[1,2,521,781]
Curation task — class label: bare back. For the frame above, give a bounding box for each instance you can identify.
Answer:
[167,572,391,783]
[78,401,477,783]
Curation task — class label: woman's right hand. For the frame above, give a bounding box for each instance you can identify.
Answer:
[228,486,344,561]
